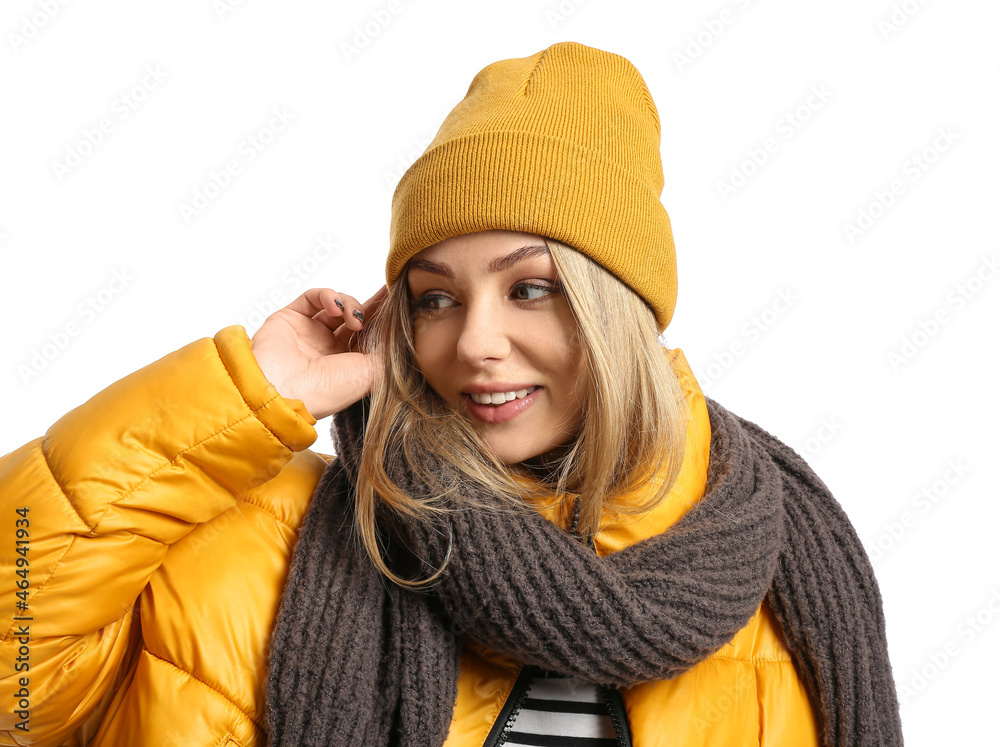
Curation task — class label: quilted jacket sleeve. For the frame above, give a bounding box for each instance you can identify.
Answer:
[0,325,317,746]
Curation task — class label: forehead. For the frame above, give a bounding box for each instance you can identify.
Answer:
[414,230,549,261]
[405,232,555,285]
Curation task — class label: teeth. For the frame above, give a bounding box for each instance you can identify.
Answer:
[470,386,538,405]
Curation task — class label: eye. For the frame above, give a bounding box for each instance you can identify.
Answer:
[511,282,559,302]
[410,293,456,313]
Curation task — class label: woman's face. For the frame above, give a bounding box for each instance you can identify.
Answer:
[408,230,588,465]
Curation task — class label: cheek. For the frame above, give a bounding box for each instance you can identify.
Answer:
[412,319,452,385]
[535,316,586,386]
[552,341,589,418]
[561,349,589,408]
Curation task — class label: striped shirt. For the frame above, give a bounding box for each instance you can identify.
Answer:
[500,668,626,746]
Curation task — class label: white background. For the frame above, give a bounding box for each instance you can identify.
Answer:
[2,0,998,742]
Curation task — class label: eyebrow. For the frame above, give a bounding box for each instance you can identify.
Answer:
[407,243,550,279]
[490,243,550,273]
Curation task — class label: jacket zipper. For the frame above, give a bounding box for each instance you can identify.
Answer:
[480,665,633,747]
[483,520,631,747]
[600,684,633,747]
[481,664,538,747]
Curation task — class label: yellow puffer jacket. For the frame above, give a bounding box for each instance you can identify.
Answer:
[0,326,820,747]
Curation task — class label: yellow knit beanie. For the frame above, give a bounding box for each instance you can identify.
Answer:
[386,41,677,331]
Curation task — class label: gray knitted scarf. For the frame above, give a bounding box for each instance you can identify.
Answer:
[264,396,903,746]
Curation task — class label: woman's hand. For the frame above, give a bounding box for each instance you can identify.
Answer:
[250,286,387,420]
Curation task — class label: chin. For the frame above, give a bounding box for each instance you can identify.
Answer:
[480,434,540,465]
[486,444,537,465]
[482,432,574,466]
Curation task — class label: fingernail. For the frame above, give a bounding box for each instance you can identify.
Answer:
[334,299,345,310]
[353,309,365,324]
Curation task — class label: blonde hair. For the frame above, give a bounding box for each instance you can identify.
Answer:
[356,237,688,587]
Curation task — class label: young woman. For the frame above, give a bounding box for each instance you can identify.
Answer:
[1,42,903,746]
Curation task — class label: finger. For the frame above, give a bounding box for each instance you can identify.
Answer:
[309,307,345,333]
[356,285,390,349]
[284,288,366,336]
[324,290,366,332]
[313,291,367,336]
[285,287,337,316]
[331,285,390,350]
[333,318,362,353]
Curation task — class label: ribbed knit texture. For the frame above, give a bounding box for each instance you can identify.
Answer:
[264,397,904,746]
[386,41,678,330]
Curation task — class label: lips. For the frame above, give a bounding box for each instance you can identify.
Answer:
[468,386,540,405]
[463,386,542,424]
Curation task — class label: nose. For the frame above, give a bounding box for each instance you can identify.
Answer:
[455,299,511,366]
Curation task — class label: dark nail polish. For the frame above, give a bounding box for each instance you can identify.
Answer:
[334,298,344,310]
[353,309,364,324]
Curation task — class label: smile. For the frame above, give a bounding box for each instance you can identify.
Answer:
[468,386,540,405]
[463,386,542,424]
